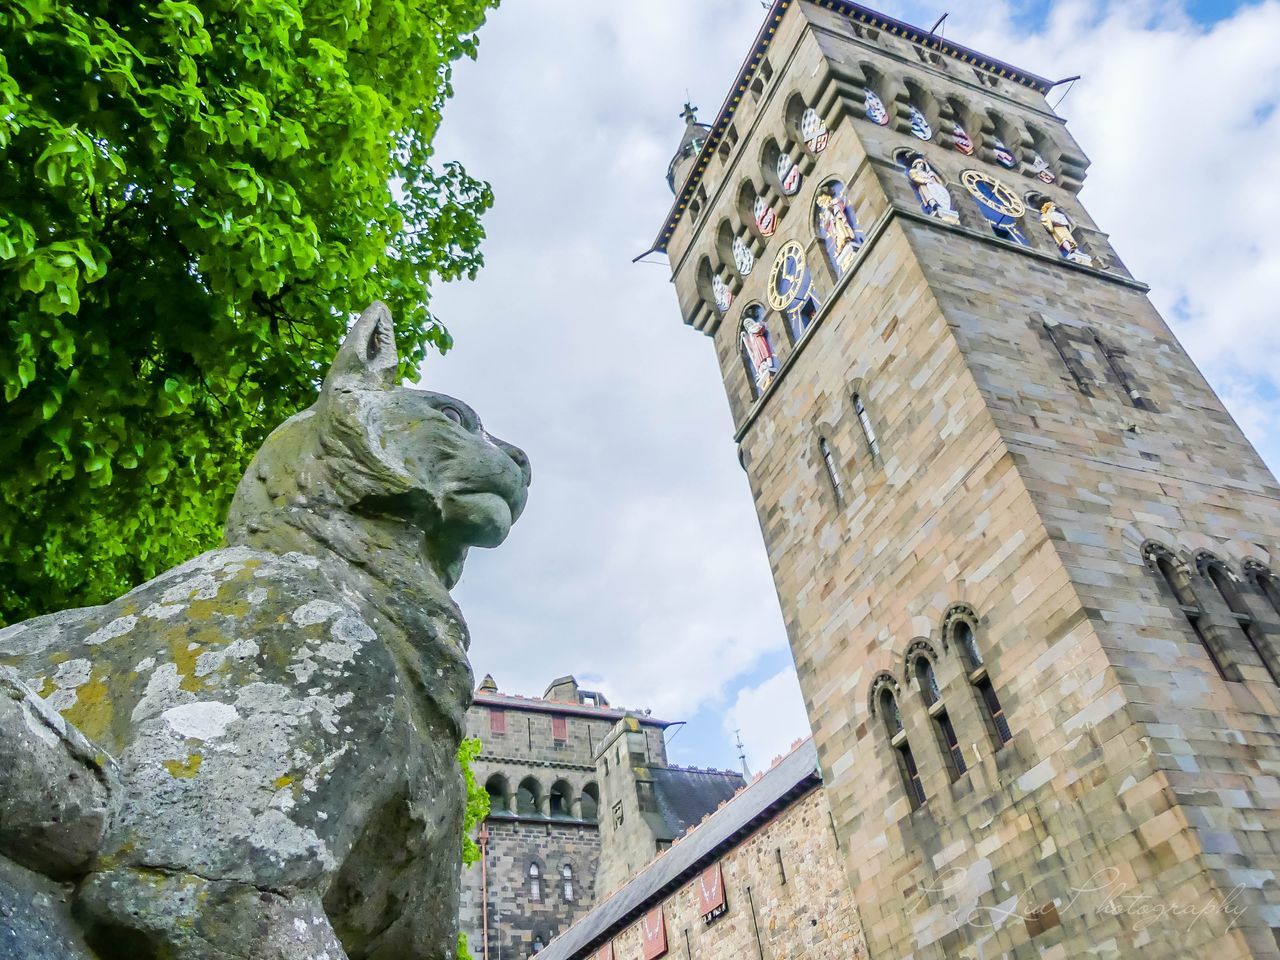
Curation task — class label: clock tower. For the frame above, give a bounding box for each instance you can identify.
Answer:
[654,2,1280,958]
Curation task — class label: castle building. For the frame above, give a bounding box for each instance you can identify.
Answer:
[637,1,1280,957]
[460,676,743,959]
[535,740,867,960]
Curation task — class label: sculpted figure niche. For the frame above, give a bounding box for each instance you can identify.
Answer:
[0,303,531,960]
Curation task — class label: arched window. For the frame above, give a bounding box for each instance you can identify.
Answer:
[1202,556,1279,684]
[949,617,1012,748]
[516,777,542,816]
[528,862,542,902]
[484,774,511,816]
[915,656,941,705]
[819,437,843,505]
[1145,545,1231,680]
[853,392,880,459]
[561,863,575,902]
[875,682,925,809]
[913,653,966,780]
[1246,562,1280,619]
[548,780,573,818]
[580,783,599,823]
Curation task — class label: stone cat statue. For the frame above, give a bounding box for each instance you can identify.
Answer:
[0,303,530,960]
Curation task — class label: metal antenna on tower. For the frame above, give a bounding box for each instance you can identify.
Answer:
[734,730,751,778]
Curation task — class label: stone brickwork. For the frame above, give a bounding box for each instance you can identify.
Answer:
[534,741,867,960]
[600,789,862,960]
[657,2,1280,958]
[473,818,602,957]
[460,677,673,959]
[594,717,744,896]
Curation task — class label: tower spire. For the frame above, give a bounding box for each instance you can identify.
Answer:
[665,99,712,194]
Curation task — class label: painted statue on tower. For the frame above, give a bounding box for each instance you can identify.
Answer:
[905,156,960,225]
[741,309,778,395]
[814,181,866,276]
[1039,200,1093,265]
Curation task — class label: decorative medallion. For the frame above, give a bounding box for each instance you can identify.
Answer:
[905,156,959,225]
[1031,153,1056,184]
[991,137,1018,169]
[814,181,866,276]
[864,90,890,126]
[768,240,809,311]
[711,274,732,313]
[732,236,755,277]
[961,169,1028,245]
[800,107,829,153]
[777,152,802,196]
[909,105,932,141]
[952,123,974,155]
[753,195,777,237]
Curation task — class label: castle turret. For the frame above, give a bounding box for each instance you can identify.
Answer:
[665,102,711,194]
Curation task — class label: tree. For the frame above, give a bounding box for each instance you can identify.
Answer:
[457,736,490,960]
[0,0,498,623]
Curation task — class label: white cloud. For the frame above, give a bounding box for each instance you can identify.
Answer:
[424,0,1280,767]
[724,667,812,774]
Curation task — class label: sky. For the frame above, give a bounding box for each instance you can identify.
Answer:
[421,0,1280,774]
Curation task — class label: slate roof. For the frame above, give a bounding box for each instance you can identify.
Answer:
[536,740,822,960]
[650,766,745,841]
[472,691,673,727]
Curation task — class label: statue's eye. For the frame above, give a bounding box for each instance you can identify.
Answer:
[440,406,465,425]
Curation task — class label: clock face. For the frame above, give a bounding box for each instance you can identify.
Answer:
[960,170,1025,219]
[767,240,807,311]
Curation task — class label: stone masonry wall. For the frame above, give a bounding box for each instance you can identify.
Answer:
[588,787,866,960]
[463,818,601,960]
[461,696,671,959]
[661,3,1280,958]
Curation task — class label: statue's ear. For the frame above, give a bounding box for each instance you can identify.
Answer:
[322,301,400,392]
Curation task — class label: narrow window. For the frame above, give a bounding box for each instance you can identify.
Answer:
[528,863,542,902]
[1042,321,1091,394]
[1207,561,1279,684]
[1149,548,1232,680]
[1092,330,1147,409]
[636,780,658,813]
[954,621,983,671]
[899,739,927,808]
[819,437,843,504]
[853,393,881,459]
[915,656,966,780]
[976,676,1012,745]
[562,864,574,902]
[775,847,787,885]
[953,620,1013,748]
[915,656,941,705]
[878,686,925,808]
[1250,566,1280,618]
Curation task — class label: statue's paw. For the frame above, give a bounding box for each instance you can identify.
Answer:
[0,667,119,879]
